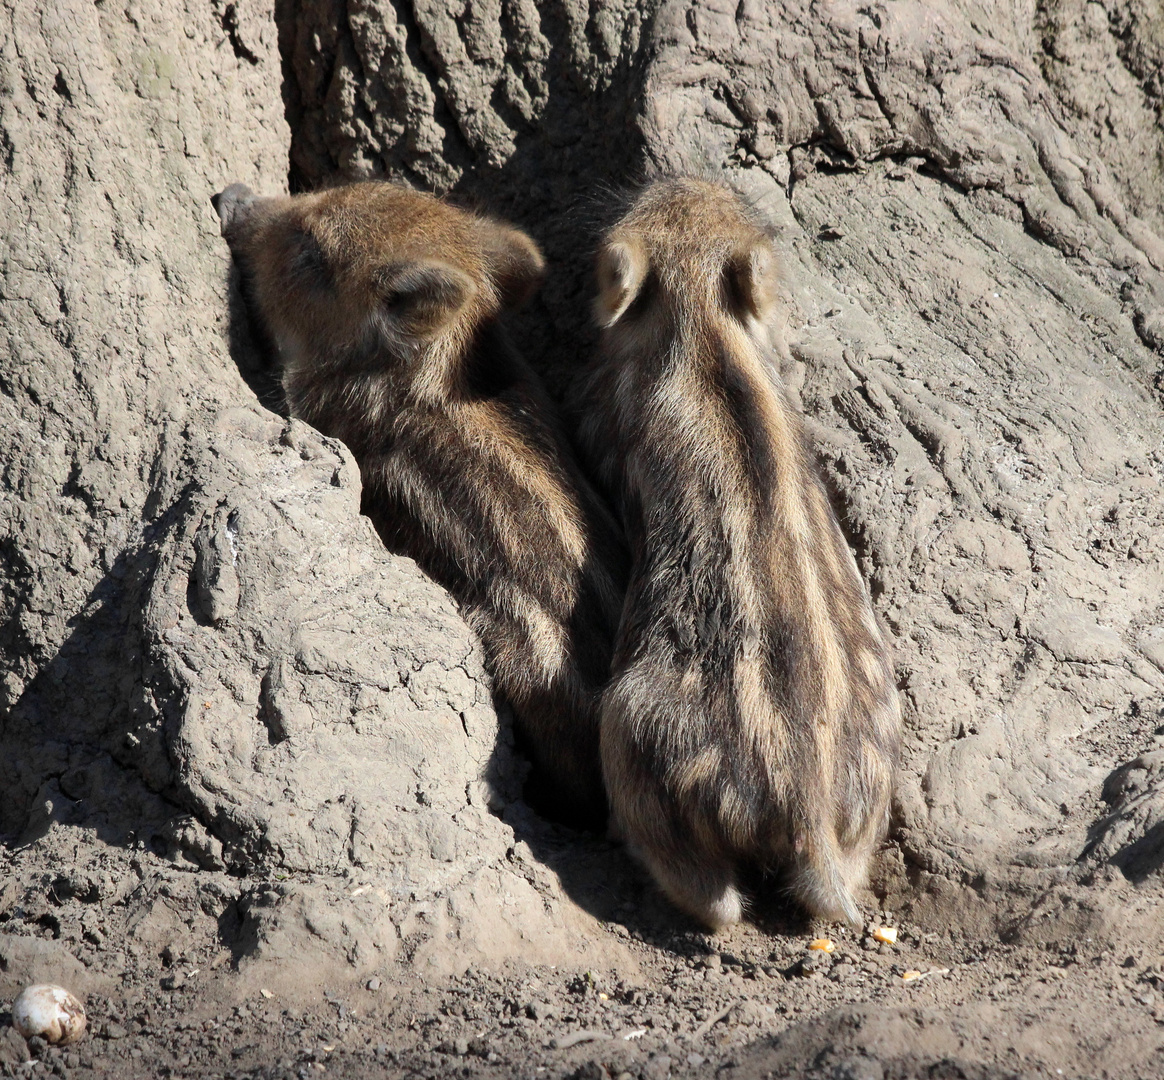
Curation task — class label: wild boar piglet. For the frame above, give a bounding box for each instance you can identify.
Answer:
[213,180,627,827]
[577,177,901,927]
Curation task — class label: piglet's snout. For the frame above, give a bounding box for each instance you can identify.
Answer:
[210,183,256,236]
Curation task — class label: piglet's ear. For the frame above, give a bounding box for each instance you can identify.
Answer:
[481,224,545,309]
[724,238,779,323]
[594,237,647,328]
[376,261,477,336]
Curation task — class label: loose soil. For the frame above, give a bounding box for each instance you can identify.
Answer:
[3,817,1164,1080]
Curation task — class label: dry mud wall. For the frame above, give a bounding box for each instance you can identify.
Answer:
[0,0,618,977]
[2,0,1163,976]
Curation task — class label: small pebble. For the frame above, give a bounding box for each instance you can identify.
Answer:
[366,977,381,992]
[797,951,832,977]
[643,1056,672,1080]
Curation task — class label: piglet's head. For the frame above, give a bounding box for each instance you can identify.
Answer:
[594,178,780,336]
[211,181,544,371]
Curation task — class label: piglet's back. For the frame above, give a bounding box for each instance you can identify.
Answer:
[581,178,901,927]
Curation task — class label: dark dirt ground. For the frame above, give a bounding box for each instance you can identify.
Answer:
[3,810,1164,1080]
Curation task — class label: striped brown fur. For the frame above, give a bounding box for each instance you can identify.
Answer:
[212,180,626,827]
[576,178,901,927]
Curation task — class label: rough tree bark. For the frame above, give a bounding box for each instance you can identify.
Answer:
[2,0,1162,980]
